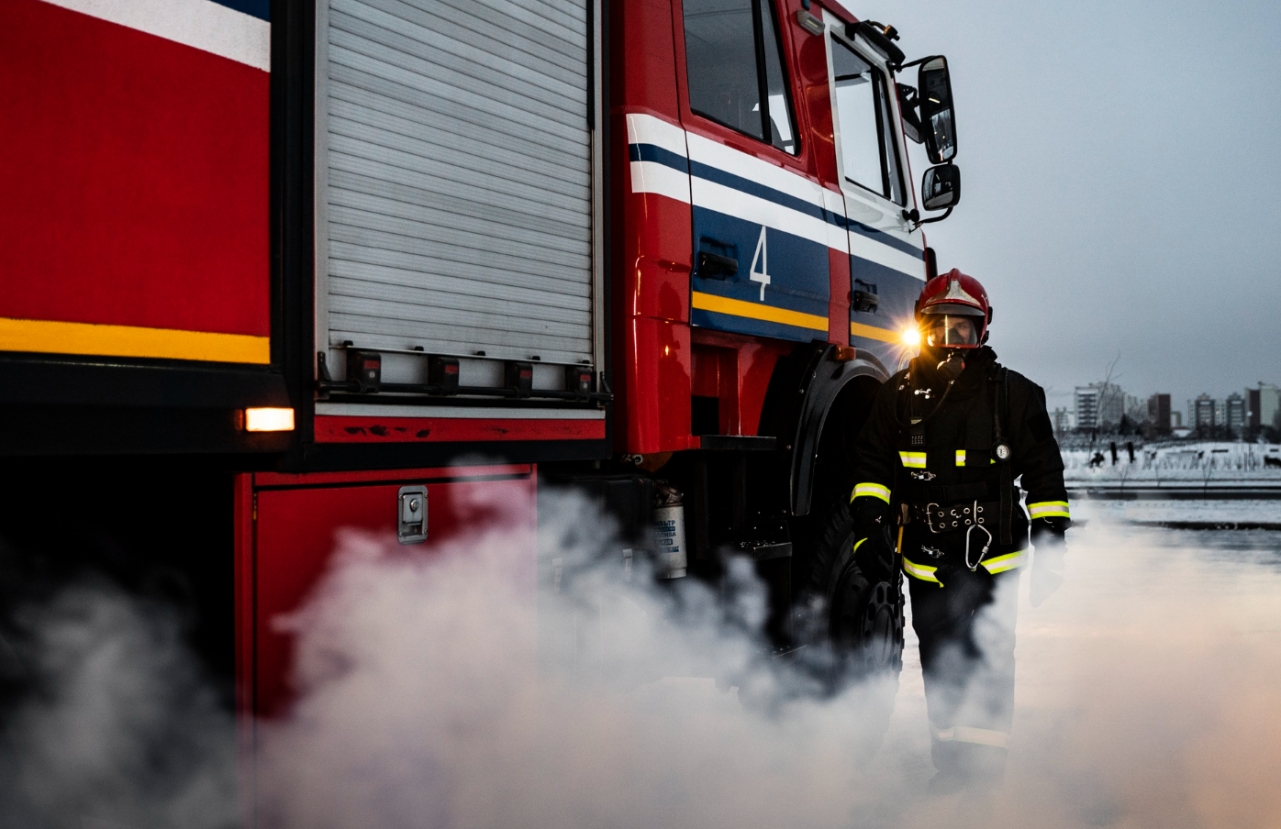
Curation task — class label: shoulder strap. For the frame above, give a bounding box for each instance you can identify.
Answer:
[992,366,1014,544]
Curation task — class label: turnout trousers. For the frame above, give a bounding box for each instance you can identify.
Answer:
[908,565,1020,780]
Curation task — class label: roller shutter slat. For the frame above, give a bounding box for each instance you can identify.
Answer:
[321,0,594,365]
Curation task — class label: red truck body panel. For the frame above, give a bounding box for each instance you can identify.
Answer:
[0,0,270,364]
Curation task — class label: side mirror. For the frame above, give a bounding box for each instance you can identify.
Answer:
[917,56,957,163]
[921,164,960,211]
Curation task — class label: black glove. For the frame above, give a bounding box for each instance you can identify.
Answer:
[851,496,895,581]
[1029,516,1068,607]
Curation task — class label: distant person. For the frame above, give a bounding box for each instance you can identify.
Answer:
[840,270,1069,792]
[1089,451,1106,468]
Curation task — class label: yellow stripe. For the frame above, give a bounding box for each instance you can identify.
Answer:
[692,292,828,332]
[852,482,891,504]
[980,549,1028,574]
[902,557,942,585]
[1028,501,1071,519]
[956,450,965,466]
[0,317,270,364]
[849,321,901,343]
[899,451,926,469]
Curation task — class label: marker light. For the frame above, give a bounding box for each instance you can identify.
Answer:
[901,326,922,348]
[243,407,295,432]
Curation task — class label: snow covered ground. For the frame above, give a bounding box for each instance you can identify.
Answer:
[1071,497,1281,525]
[1063,441,1281,486]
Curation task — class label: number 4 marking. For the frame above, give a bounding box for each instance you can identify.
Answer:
[750,225,770,301]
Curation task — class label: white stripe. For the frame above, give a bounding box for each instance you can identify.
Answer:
[848,229,926,277]
[626,113,689,158]
[630,161,691,204]
[41,0,271,72]
[934,726,1009,749]
[686,131,825,206]
[690,177,831,249]
[629,117,923,270]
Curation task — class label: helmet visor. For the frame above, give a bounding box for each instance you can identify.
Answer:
[923,313,980,347]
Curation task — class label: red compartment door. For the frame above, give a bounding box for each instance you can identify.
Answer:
[241,465,536,718]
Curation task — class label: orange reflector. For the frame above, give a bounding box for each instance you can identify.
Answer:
[244,407,295,432]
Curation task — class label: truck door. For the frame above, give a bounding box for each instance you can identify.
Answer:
[824,19,926,371]
[679,0,833,343]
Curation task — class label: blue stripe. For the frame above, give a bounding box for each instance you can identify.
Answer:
[689,159,834,225]
[628,143,688,171]
[208,0,270,21]
[629,141,925,261]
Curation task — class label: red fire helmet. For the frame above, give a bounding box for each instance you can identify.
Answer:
[913,269,992,349]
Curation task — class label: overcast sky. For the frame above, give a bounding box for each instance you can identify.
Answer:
[857,0,1281,413]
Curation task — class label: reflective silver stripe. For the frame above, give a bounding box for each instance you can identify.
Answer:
[980,549,1028,574]
[934,725,1009,749]
[902,556,941,585]
[1028,501,1071,519]
[852,482,891,504]
[899,451,926,469]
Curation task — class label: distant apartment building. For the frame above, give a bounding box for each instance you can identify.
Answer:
[1225,392,1246,435]
[1192,393,1216,429]
[1076,382,1123,430]
[1171,409,1183,429]
[1075,387,1099,430]
[1148,393,1171,433]
[1052,407,1073,435]
[1248,383,1281,433]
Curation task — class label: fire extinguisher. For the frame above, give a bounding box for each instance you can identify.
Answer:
[652,483,687,579]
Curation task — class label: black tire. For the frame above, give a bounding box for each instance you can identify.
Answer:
[809,495,905,687]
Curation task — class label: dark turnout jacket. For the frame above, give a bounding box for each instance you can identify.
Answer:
[849,347,1069,583]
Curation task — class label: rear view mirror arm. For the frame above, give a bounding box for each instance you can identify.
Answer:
[910,206,952,230]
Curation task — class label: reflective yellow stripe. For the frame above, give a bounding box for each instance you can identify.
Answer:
[1028,501,1071,519]
[899,451,926,469]
[849,320,900,343]
[852,537,867,554]
[851,482,891,504]
[0,316,270,364]
[980,549,1028,574]
[902,556,942,585]
[692,292,829,332]
[955,450,965,466]
[934,725,1008,749]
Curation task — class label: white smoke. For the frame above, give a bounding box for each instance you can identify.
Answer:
[3,492,1281,828]
[0,584,236,829]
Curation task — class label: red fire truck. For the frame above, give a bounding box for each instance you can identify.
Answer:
[0,0,959,723]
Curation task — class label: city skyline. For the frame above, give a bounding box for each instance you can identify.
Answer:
[1062,381,1279,436]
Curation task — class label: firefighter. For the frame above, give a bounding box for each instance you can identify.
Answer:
[847,269,1069,790]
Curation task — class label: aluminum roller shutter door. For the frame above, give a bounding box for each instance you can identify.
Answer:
[320,0,593,365]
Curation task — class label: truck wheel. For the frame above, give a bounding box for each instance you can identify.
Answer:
[809,495,905,687]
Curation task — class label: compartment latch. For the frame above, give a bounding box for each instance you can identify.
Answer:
[397,485,428,544]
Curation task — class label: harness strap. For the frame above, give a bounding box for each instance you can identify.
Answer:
[993,367,1013,545]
